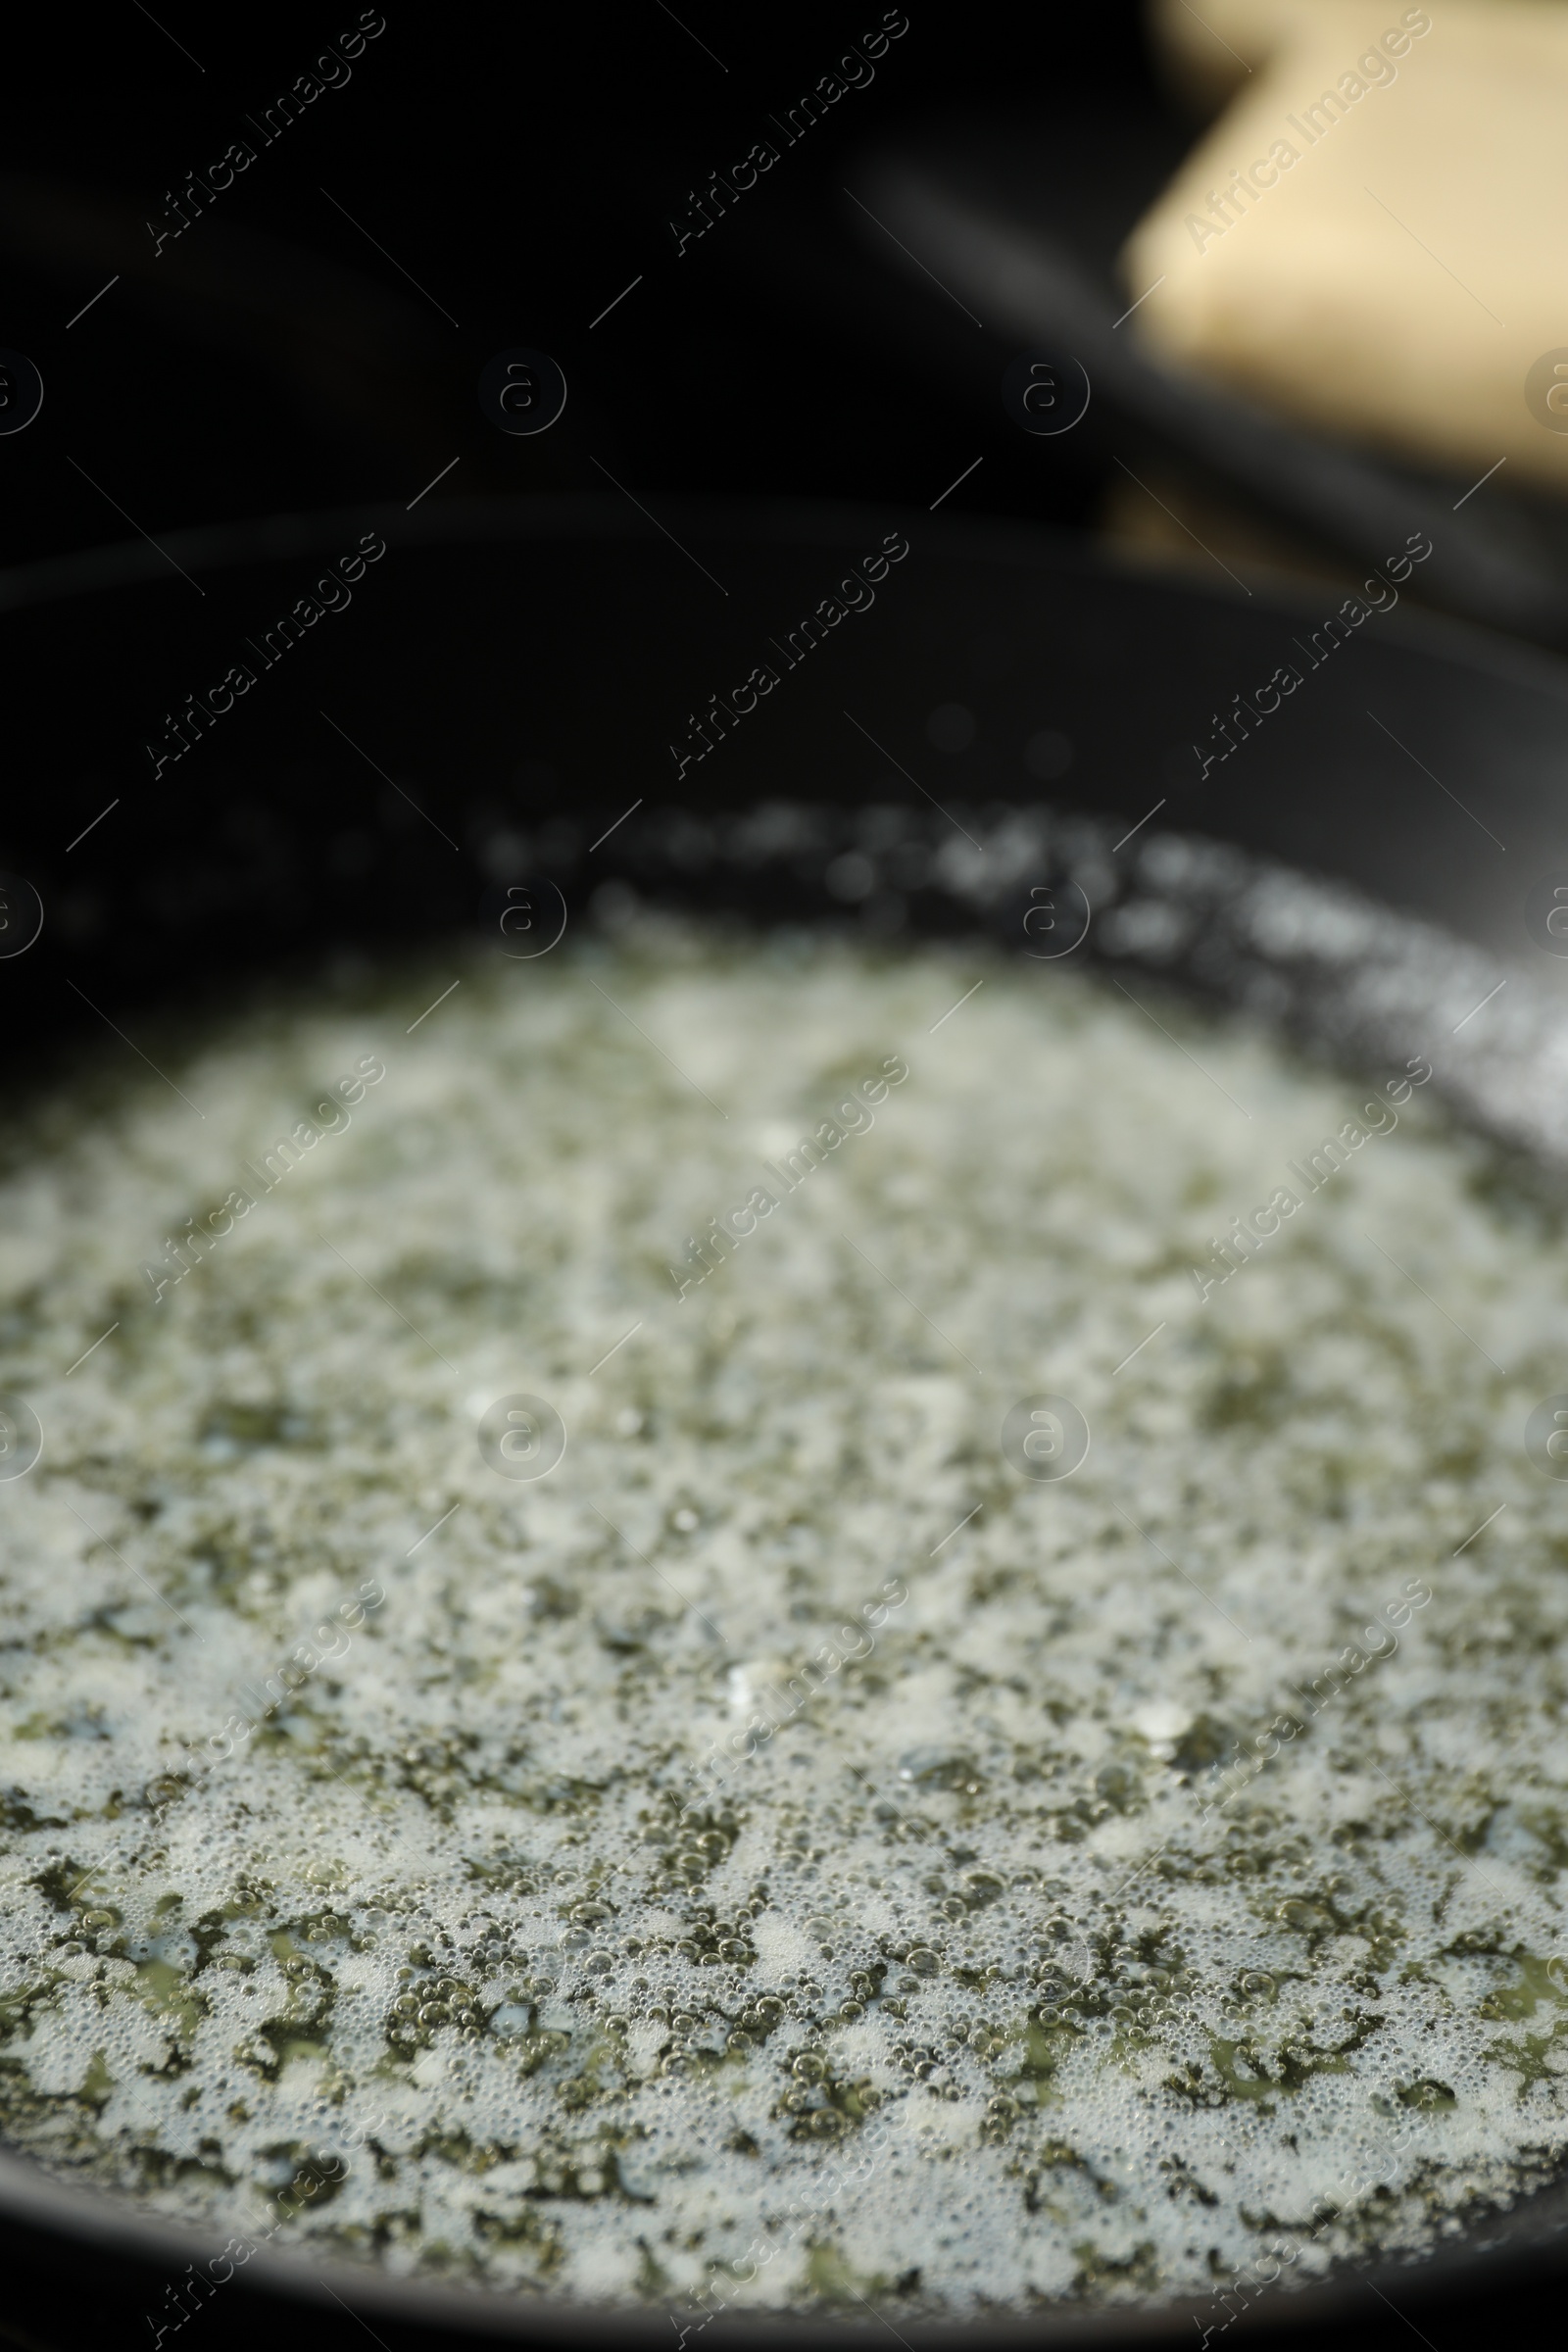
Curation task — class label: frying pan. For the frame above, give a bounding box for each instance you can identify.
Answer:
[2,495,1567,2349]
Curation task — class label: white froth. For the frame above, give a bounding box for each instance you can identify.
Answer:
[0,918,1563,2316]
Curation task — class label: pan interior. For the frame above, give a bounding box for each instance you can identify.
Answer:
[1,828,1565,2320]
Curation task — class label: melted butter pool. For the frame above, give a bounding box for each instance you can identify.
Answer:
[0,920,1565,2312]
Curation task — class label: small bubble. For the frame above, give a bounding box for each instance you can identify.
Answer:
[825,851,877,903]
[590,879,640,933]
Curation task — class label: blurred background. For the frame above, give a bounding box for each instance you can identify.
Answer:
[1,2,1168,556]
[6,0,1568,1052]
[7,0,1562,630]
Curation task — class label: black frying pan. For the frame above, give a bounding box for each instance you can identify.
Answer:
[2,497,1567,2350]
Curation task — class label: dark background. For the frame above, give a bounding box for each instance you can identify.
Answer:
[0,1,1176,565]
[0,0,1203,1063]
